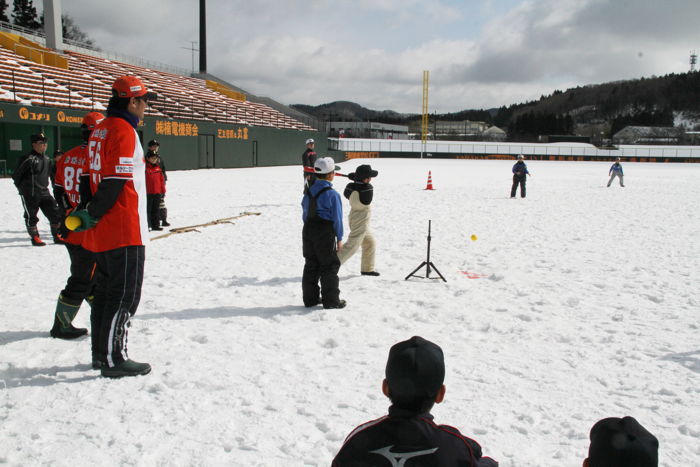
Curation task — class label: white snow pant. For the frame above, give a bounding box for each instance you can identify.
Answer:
[338,191,375,272]
[607,173,624,187]
[338,226,375,272]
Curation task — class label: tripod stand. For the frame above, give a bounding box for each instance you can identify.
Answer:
[405,220,446,282]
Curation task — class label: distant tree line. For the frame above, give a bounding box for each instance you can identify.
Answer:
[0,0,95,47]
[295,71,700,143]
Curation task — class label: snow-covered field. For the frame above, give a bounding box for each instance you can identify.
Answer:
[1,158,698,466]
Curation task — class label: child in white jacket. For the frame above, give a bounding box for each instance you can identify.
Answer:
[338,164,379,276]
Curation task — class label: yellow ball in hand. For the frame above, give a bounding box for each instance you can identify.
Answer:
[65,215,82,231]
[470,234,478,241]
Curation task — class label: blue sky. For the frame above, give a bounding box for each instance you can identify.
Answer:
[47,0,700,113]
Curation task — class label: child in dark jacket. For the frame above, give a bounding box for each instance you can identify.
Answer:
[333,336,498,467]
[145,153,166,231]
[510,154,531,198]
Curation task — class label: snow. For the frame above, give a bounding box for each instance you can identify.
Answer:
[1,158,699,466]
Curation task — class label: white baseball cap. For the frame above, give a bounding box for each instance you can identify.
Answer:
[314,157,340,175]
[305,138,315,145]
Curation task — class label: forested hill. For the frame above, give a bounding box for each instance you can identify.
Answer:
[293,71,700,138]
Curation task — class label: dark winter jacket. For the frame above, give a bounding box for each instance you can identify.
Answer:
[343,182,373,205]
[609,162,623,175]
[512,161,530,178]
[12,150,52,197]
[332,406,498,467]
[302,179,343,240]
[302,148,317,171]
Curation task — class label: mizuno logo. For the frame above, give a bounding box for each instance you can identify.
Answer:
[370,445,438,467]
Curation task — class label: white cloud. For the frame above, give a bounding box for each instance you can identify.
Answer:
[52,0,700,113]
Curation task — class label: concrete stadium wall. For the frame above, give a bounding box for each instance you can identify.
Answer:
[333,138,700,163]
[0,102,325,175]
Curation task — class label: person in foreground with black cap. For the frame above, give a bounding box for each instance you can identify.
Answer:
[146,139,170,226]
[338,164,379,276]
[70,75,156,378]
[301,156,346,309]
[12,133,65,246]
[333,336,498,466]
[584,416,658,467]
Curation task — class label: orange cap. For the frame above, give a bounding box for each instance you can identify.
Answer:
[82,111,105,129]
[112,75,157,100]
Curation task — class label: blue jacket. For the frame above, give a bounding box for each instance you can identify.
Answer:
[302,179,344,240]
[609,162,623,175]
[512,161,529,176]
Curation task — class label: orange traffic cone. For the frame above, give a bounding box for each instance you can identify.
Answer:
[425,171,435,190]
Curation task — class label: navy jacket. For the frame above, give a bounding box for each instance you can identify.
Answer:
[333,406,498,467]
[302,179,343,240]
[609,162,623,175]
[512,161,530,178]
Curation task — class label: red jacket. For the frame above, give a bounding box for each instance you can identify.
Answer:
[145,162,166,194]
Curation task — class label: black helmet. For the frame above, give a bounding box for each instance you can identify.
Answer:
[148,139,160,147]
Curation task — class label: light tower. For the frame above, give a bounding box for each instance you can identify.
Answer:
[691,51,697,72]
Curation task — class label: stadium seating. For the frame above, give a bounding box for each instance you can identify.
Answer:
[0,44,314,130]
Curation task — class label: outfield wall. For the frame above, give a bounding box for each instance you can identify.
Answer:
[0,102,325,175]
[331,138,700,163]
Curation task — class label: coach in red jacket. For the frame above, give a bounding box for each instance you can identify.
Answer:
[71,75,156,378]
[50,111,104,340]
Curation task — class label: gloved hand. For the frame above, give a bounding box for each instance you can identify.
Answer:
[69,209,99,232]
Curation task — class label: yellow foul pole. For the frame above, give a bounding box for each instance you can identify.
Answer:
[421,70,429,144]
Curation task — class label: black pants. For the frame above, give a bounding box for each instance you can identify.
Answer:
[60,243,97,306]
[19,192,62,236]
[147,194,162,229]
[302,219,341,307]
[91,245,145,367]
[159,195,168,223]
[510,175,526,198]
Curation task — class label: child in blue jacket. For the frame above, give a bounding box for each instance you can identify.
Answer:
[301,157,346,309]
[607,158,624,187]
[510,154,531,198]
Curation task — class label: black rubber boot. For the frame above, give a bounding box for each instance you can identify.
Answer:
[101,359,152,378]
[50,299,88,339]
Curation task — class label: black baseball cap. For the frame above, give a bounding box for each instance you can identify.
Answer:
[385,336,445,403]
[31,133,48,143]
[588,416,658,467]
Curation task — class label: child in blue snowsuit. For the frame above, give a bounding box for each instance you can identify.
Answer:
[607,158,624,187]
[301,157,346,309]
[510,154,531,198]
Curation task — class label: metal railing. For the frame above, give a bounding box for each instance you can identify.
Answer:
[330,138,700,159]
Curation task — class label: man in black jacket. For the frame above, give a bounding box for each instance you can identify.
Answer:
[333,336,498,466]
[302,138,317,189]
[12,133,64,246]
